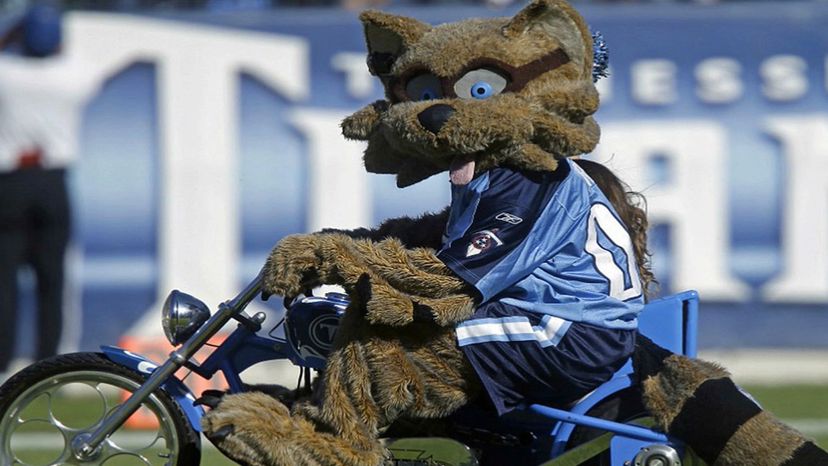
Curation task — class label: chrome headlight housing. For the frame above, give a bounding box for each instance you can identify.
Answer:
[162,290,211,346]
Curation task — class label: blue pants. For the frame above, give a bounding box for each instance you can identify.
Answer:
[458,301,635,415]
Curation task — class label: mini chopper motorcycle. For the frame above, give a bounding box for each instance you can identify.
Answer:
[0,272,700,466]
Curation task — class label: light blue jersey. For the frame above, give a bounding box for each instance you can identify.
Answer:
[437,159,644,336]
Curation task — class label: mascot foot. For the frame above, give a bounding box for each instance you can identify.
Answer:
[201,392,387,466]
[202,392,295,466]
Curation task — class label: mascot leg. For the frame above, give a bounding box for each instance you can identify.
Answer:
[202,307,479,466]
[635,336,828,466]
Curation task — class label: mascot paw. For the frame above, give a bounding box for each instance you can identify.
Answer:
[356,273,474,327]
[201,392,296,466]
[263,234,325,298]
[356,273,418,326]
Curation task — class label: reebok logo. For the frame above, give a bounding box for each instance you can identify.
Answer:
[496,212,523,225]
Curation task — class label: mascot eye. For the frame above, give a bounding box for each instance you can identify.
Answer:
[405,73,443,102]
[454,68,508,100]
[470,82,493,99]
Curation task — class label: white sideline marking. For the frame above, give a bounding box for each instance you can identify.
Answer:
[7,420,828,451]
[699,349,828,385]
[789,420,828,437]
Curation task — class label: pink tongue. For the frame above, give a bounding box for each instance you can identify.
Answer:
[449,156,475,186]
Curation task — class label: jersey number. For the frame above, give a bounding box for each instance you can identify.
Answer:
[585,204,642,300]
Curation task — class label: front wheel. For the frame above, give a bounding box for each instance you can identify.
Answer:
[0,352,200,466]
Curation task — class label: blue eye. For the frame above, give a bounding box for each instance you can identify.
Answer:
[454,68,508,101]
[470,81,493,99]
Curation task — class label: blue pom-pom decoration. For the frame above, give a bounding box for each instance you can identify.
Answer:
[591,30,609,83]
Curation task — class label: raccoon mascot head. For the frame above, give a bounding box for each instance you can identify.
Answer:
[343,0,601,186]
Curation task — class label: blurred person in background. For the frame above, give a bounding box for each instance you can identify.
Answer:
[0,3,103,375]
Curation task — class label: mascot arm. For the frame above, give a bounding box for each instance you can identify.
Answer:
[262,232,477,327]
[320,208,449,250]
[260,209,447,297]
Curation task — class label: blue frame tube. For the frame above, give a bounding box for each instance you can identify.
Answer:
[682,290,699,358]
[196,326,286,393]
[549,375,635,455]
[528,404,670,444]
[547,290,699,458]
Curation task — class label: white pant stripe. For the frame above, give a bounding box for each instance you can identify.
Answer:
[456,315,571,347]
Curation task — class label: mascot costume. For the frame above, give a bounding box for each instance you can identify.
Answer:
[201,1,828,465]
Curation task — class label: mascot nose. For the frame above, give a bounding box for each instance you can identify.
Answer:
[417,104,454,134]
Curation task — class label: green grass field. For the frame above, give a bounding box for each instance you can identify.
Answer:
[5,384,826,465]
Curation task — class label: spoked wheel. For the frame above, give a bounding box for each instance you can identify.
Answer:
[0,352,200,466]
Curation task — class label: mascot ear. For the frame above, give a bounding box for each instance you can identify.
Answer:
[359,10,429,76]
[502,0,593,79]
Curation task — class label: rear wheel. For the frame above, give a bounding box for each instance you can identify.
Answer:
[0,352,200,465]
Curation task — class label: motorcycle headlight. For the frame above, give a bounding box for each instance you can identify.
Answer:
[161,290,211,346]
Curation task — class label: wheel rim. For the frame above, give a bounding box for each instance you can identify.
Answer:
[0,370,181,465]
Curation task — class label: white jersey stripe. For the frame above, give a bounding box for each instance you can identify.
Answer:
[456,315,572,347]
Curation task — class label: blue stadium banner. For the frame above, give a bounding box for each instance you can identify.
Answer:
[6,3,828,355]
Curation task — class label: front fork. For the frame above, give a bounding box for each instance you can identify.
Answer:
[100,346,205,431]
[71,274,263,461]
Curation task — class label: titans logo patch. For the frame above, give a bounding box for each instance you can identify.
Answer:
[466,229,503,257]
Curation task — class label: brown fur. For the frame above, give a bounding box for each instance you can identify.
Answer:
[641,354,730,430]
[341,0,599,188]
[394,20,563,79]
[201,391,387,466]
[323,208,448,250]
[360,10,429,58]
[204,295,479,466]
[263,233,476,327]
[501,0,593,77]
[715,411,806,466]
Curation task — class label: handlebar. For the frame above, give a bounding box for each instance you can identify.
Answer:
[225,270,264,312]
